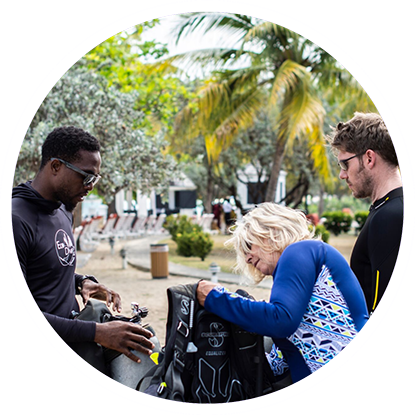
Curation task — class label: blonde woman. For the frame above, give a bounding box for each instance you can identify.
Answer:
[197,202,369,384]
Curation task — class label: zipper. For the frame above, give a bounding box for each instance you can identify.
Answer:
[186,299,198,353]
[372,270,380,311]
[373,196,389,210]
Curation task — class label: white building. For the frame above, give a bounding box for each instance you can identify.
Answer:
[237,164,287,210]
[83,176,198,219]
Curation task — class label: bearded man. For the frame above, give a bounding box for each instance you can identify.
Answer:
[328,112,403,313]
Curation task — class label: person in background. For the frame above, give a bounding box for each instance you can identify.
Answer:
[222,198,233,234]
[212,199,223,232]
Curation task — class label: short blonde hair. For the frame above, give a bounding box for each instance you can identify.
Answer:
[225,202,313,283]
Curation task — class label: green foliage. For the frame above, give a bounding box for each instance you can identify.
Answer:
[322,211,353,236]
[319,195,370,213]
[16,21,198,204]
[163,215,202,242]
[163,215,180,240]
[83,23,195,135]
[354,210,369,230]
[16,65,179,203]
[171,13,377,202]
[164,214,213,261]
[191,231,214,261]
[176,230,214,261]
[313,224,330,243]
[175,111,277,208]
[176,232,195,257]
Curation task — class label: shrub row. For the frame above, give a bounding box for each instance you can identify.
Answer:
[164,209,370,262]
[321,210,369,236]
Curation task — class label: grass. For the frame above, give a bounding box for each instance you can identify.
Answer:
[160,232,357,272]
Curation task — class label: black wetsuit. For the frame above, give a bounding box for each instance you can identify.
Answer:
[12,182,96,343]
[351,187,403,313]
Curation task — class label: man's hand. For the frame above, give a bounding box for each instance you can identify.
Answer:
[80,279,122,313]
[94,320,155,363]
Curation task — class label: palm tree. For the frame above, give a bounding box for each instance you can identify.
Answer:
[169,13,376,202]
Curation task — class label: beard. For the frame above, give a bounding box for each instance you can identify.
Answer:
[350,165,373,199]
[63,200,77,212]
[54,187,78,212]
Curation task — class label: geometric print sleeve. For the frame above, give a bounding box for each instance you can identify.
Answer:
[265,261,364,376]
[284,264,359,374]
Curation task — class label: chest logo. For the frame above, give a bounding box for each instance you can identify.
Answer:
[55,229,76,267]
[201,322,229,348]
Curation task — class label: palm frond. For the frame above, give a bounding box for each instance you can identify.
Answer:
[244,21,299,46]
[196,81,232,128]
[205,134,223,164]
[307,125,333,185]
[212,87,267,146]
[268,59,326,159]
[269,59,310,107]
[173,13,257,45]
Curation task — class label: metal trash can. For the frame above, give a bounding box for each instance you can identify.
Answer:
[150,244,169,278]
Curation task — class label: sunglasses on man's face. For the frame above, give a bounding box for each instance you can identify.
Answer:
[337,152,366,171]
[51,158,101,187]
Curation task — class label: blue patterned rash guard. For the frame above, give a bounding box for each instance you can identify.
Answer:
[204,239,369,383]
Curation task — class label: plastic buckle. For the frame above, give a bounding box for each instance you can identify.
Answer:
[173,350,186,371]
[177,320,189,338]
[157,382,167,395]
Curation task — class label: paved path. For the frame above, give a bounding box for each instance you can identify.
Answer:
[122,234,272,289]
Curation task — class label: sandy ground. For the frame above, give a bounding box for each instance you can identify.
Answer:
[76,239,272,343]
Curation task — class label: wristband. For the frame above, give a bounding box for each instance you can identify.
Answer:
[76,275,98,294]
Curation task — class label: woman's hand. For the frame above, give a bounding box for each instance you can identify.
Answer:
[80,279,122,313]
[197,280,219,307]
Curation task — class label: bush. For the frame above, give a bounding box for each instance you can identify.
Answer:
[313,224,330,243]
[322,211,353,236]
[191,231,214,261]
[176,232,195,257]
[166,215,214,261]
[354,210,369,230]
[176,230,214,261]
[163,215,202,242]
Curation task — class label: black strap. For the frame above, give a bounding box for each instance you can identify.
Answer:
[172,285,198,372]
[165,362,186,401]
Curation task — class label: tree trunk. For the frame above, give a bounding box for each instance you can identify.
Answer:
[318,184,325,217]
[107,198,117,216]
[265,137,286,202]
[204,163,214,214]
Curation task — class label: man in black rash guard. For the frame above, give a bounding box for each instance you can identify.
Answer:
[328,113,403,314]
[12,126,154,374]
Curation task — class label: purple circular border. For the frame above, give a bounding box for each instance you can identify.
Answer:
[2,5,413,410]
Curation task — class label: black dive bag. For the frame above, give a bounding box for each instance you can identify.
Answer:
[138,282,277,403]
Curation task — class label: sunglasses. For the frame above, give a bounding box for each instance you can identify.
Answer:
[337,152,366,171]
[51,158,101,187]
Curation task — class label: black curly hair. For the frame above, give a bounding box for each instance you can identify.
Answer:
[40,126,101,169]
